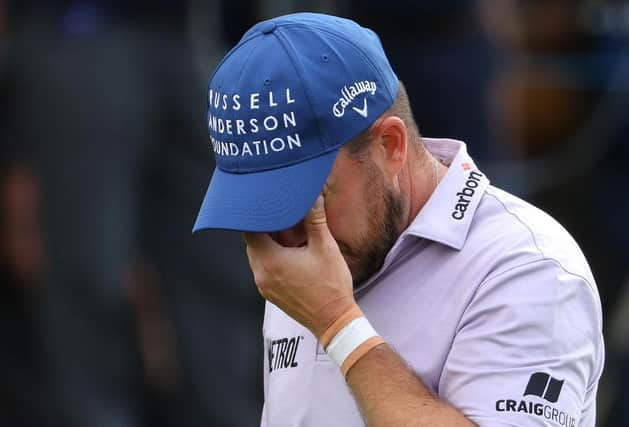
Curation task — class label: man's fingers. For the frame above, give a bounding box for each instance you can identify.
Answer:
[242,232,274,251]
[243,233,276,296]
[243,231,288,279]
[304,195,334,246]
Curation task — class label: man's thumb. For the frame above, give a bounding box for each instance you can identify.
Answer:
[305,195,332,243]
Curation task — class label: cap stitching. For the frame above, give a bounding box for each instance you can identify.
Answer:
[205,34,260,97]
[230,41,260,172]
[272,22,396,101]
[273,27,329,151]
[207,37,260,172]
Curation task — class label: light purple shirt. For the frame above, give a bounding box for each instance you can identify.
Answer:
[261,139,604,427]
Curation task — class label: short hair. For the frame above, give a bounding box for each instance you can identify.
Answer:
[343,81,422,158]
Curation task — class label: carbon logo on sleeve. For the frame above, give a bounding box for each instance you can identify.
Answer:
[495,372,577,427]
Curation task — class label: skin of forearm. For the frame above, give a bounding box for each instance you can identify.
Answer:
[346,344,476,427]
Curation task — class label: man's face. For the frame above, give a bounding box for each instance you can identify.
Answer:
[275,148,404,287]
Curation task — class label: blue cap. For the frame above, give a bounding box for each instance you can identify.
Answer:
[193,13,399,232]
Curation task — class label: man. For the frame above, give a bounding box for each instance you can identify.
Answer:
[193,13,604,426]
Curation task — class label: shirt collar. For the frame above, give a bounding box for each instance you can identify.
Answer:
[354,138,490,295]
[403,138,490,250]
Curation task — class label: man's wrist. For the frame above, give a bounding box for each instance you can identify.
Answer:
[318,304,384,378]
[312,296,358,340]
[319,304,363,348]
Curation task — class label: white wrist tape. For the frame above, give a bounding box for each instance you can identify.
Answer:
[325,316,380,367]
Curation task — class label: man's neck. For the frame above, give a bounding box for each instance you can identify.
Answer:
[403,145,448,229]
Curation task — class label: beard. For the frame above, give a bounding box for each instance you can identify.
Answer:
[338,165,405,288]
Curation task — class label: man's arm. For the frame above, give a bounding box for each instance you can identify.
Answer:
[244,195,473,426]
[347,343,474,426]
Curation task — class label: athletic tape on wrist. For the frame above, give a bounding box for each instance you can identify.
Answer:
[319,305,363,349]
[325,316,384,377]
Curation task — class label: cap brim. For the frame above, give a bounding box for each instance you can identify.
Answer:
[193,149,339,233]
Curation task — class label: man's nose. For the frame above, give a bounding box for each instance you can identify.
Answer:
[274,221,307,247]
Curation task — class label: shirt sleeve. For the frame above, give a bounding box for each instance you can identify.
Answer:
[439,259,604,427]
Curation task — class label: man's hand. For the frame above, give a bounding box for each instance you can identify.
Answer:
[245,196,475,427]
[243,195,356,339]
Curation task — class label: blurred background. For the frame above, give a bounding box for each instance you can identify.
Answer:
[0,0,627,425]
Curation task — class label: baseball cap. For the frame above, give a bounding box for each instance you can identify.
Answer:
[193,12,399,232]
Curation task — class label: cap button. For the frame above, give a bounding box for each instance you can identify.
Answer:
[259,22,276,34]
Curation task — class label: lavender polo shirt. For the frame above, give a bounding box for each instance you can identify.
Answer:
[260,139,604,427]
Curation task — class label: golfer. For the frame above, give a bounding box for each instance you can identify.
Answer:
[194,13,604,427]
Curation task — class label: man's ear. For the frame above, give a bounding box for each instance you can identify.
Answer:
[369,116,408,180]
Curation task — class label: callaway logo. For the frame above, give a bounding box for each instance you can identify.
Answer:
[352,98,368,118]
[332,81,377,118]
[495,372,576,427]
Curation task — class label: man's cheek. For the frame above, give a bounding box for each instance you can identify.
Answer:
[337,244,357,267]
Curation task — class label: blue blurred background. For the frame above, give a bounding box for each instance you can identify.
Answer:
[0,0,628,425]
